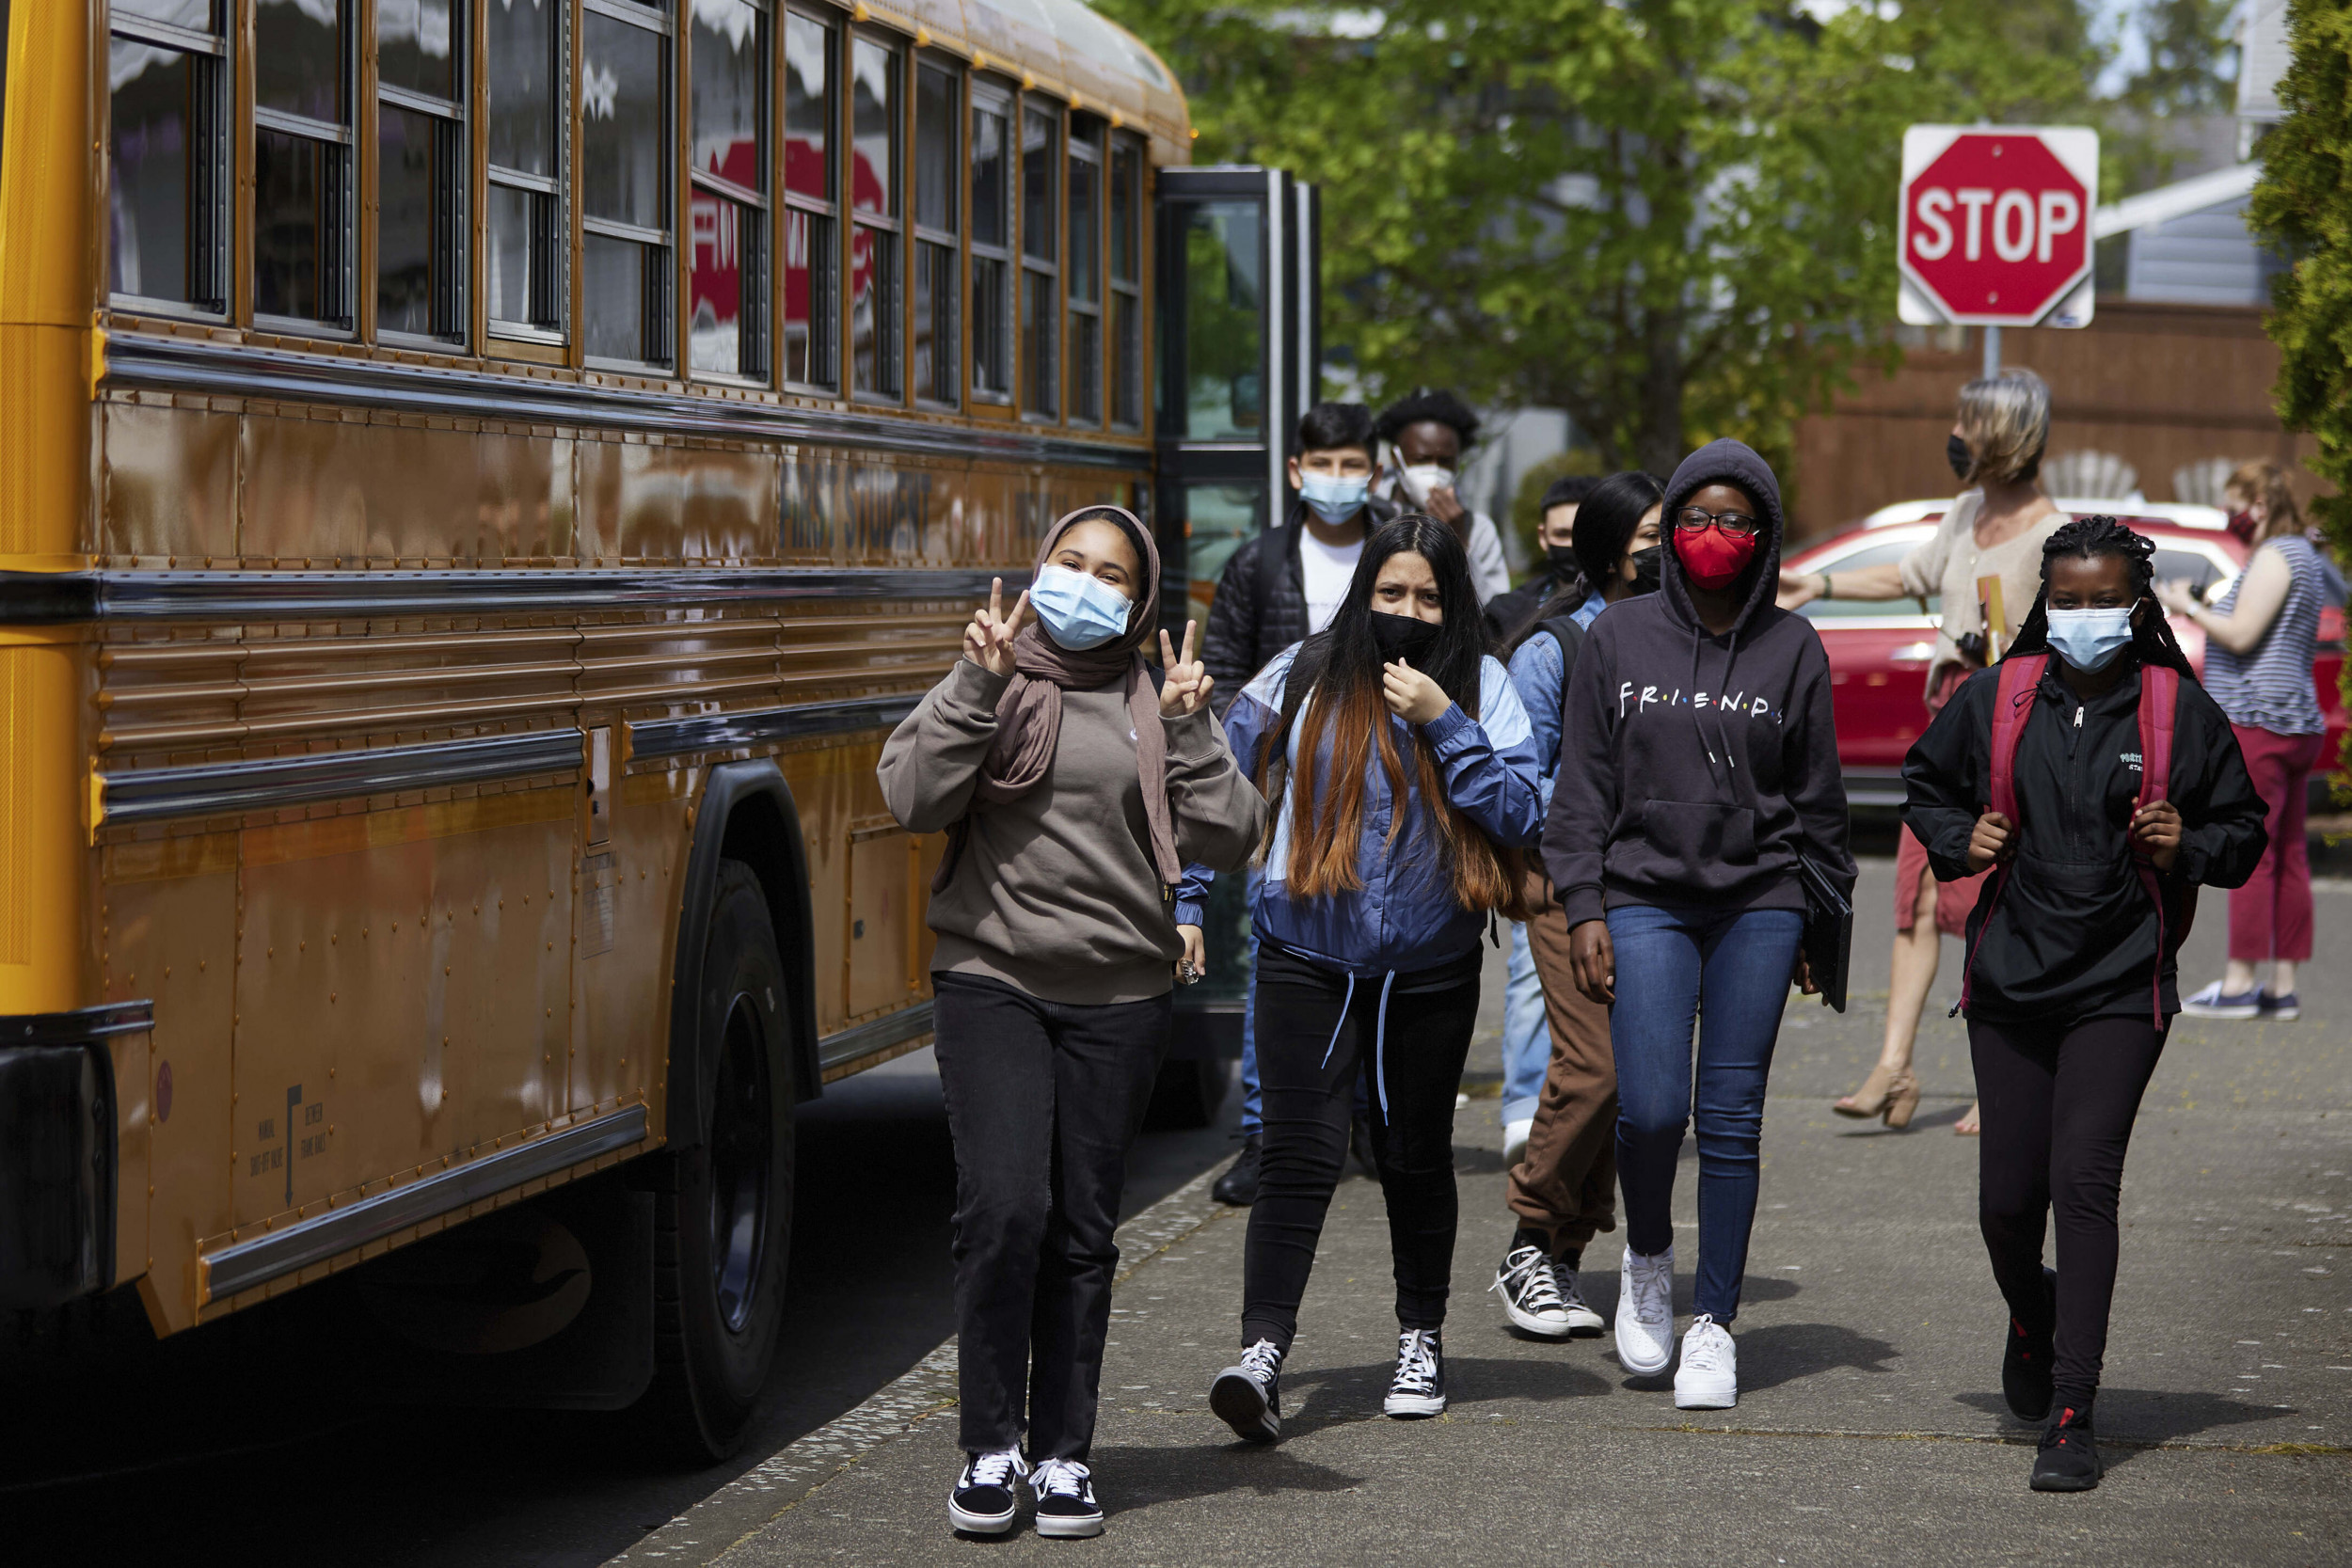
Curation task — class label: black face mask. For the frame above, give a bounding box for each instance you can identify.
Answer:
[1625,546,1663,595]
[1546,543,1579,580]
[1947,434,1973,482]
[1371,610,1443,662]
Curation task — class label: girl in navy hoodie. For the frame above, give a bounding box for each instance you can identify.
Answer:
[1545,440,1855,1412]
[1189,515,1545,1440]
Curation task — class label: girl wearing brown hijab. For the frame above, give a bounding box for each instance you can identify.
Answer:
[878,506,1265,1541]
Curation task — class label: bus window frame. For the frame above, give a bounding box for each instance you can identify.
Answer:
[1064,113,1103,429]
[846,26,903,404]
[485,0,571,346]
[966,75,1015,410]
[910,51,960,412]
[779,4,841,394]
[373,1,469,349]
[1107,131,1144,432]
[249,0,358,338]
[1017,96,1059,424]
[104,7,233,323]
[685,0,772,387]
[580,0,677,373]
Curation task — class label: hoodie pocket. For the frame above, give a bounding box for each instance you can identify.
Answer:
[1621,799,1758,880]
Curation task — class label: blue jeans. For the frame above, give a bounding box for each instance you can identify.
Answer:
[1607,902,1804,1324]
[1501,921,1548,1127]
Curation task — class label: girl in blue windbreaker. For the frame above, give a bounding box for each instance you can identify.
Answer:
[1194,515,1544,1442]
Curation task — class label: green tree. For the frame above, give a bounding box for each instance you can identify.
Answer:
[2125,0,2240,116]
[2249,0,2352,548]
[1103,0,2107,478]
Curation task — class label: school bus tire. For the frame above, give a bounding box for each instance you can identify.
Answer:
[643,859,795,1461]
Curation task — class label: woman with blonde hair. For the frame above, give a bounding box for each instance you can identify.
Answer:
[2158,461,2333,1020]
[1780,367,2069,1134]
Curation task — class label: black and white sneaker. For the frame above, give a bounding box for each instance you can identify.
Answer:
[1211,1338,1284,1444]
[1029,1458,1104,1539]
[1491,1242,1576,1338]
[1383,1328,1447,1418]
[948,1448,1027,1536]
[1551,1256,1605,1336]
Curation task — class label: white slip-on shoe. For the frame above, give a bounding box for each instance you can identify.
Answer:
[948,1448,1028,1535]
[1674,1313,1739,1409]
[2181,981,2260,1020]
[1614,1245,1675,1376]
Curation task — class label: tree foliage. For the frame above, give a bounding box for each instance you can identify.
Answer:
[2249,0,2352,546]
[2122,0,2240,116]
[1101,0,2108,477]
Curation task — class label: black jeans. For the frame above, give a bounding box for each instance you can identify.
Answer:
[1242,940,1483,1353]
[1969,1013,2169,1411]
[932,972,1171,1460]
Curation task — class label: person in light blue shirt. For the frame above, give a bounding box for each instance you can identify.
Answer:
[1488,471,1668,1341]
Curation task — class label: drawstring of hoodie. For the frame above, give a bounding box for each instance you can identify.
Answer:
[1316,969,1403,1125]
[1688,623,1745,784]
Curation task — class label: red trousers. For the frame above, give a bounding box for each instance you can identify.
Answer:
[2227,725,2326,964]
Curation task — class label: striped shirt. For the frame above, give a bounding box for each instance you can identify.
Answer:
[2204,535,2327,736]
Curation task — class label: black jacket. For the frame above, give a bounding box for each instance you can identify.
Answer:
[1544,439,1855,927]
[1903,656,2267,1022]
[1201,494,1398,715]
[1485,568,1581,649]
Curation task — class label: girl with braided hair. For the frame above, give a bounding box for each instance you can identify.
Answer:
[1902,515,2268,1492]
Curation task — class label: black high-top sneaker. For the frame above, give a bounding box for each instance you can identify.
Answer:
[1210,1338,1284,1443]
[2002,1266,2058,1420]
[2029,1404,2102,1492]
[1383,1327,1447,1418]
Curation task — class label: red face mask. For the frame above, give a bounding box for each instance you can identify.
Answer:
[1675,522,1761,590]
[2225,510,2258,546]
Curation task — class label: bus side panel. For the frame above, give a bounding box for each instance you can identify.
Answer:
[97,400,239,567]
[575,766,690,1117]
[102,837,238,1334]
[238,415,568,567]
[780,745,855,1041]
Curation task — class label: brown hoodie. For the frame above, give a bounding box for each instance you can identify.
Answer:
[880,658,1265,1005]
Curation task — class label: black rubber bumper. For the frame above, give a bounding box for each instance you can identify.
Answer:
[0,1004,147,1310]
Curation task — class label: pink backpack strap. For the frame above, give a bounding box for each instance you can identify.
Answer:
[2132,663,2185,1026]
[1959,655,2048,1021]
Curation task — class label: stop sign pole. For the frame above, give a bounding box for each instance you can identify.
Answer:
[1898,125,2099,375]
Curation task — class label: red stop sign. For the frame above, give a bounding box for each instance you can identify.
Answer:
[1899,127,2098,327]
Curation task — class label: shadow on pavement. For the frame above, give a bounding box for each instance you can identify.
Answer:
[1732,1322,1903,1392]
[1276,1355,1617,1430]
[1953,1386,2294,1462]
[1089,1442,1362,1510]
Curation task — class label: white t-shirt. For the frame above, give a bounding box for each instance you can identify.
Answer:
[1298,529,1364,634]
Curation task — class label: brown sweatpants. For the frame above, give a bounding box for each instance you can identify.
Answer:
[1504,879,1618,1259]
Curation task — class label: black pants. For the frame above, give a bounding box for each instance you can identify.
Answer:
[932,972,1170,1460]
[1969,1013,2169,1411]
[1242,941,1483,1352]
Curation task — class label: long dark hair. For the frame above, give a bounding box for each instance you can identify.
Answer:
[2006,514,2196,677]
[1505,469,1667,651]
[1257,515,1526,917]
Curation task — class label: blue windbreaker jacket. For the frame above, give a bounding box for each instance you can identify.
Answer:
[1176,642,1545,977]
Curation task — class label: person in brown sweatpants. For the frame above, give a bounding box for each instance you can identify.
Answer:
[1486,468,1664,1338]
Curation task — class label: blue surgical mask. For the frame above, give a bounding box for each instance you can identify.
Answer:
[1299,472,1369,524]
[1029,563,1134,651]
[2044,607,2136,673]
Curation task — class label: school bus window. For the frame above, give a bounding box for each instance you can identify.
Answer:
[849,35,902,400]
[968,81,1014,404]
[912,59,959,407]
[106,3,229,314]
[1019,103,1057,419]
[690,0,771,380]
[486,0,564,336]
[251,0,353,329]
[781,8,837,389]
[581,0,674,368]
[1109,135,1143,429]
[1066,117,1103,426]
[377,0,466,342]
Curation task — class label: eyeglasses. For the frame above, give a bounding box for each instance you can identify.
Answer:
[1675,506,1762,537]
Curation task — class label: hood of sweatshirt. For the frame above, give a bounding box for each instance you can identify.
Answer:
[1659,438,1787,635]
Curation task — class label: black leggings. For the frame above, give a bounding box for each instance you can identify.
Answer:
[1242,941,1482,1353]
[1969,1013,2169,1411]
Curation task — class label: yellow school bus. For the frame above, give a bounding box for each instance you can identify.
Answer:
[0,0,1314,1456]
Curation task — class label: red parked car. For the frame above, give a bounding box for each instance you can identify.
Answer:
[1783,500,2348,806]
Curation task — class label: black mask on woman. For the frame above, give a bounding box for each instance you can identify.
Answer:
[1371,610,1443,661]
[1625,546,1663,596]
[1947,434,1973,482]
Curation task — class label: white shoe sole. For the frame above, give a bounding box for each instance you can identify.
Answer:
[948,1499,1018,1536]
[1383,1392,1446,1418]
[1674,1372,1738,1409]
[1564,1304,1606,1336]
[2263,1004,2300,1021]
[1500,1291,1576,1338]
[1615,1317,1673,1375]
[2182,1002,2258,1020]
[1035,1510,1105,1539]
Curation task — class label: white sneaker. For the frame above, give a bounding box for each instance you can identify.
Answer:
[1674,1313,1739,1408]
[1614,1245,1675,1375]
[1502,1117,1533,1167]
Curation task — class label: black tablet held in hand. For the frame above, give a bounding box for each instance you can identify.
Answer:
[1797,853,1851,1014]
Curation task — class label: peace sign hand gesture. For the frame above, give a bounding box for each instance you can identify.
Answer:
[964,577,1031,679]
[1158,620,1215,718]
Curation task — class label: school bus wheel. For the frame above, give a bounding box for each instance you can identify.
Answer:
[642,859,796,1460]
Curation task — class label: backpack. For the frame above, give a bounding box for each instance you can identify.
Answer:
[1536,614,1585,736]
[1957,653,2186,1026]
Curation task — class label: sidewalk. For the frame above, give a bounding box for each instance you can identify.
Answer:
[630,861,2352,1566]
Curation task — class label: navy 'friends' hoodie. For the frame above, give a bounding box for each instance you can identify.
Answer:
[1542,440,1856,927]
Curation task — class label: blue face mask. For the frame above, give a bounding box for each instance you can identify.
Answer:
[1029,563,1134,651]
[1298,471,1370,524]
[2044,606,2136,673]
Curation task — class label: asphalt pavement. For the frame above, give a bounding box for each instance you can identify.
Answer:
[623,842,2352,1567]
